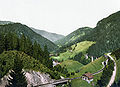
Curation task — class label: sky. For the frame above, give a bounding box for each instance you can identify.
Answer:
[0,0,120,35]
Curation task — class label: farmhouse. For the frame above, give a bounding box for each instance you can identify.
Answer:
[82,72,93,83]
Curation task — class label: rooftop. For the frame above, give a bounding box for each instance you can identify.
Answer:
[83,72,93,79]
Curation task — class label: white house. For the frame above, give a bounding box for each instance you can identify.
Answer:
[82,72,93,83]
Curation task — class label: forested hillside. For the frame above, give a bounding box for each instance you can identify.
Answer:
[55,27,93,46]
[32,28,64,42]
[0,23,57,51]
[87,11,120,57]
[0,33,53,68]
[56,11,120,58]
[0,32,70,83]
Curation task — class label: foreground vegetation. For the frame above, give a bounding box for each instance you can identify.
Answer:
[0,51,61,80]
[0,32,67,83]
[6,55,27,87]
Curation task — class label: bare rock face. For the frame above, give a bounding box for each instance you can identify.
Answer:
[0,75,9,87]
[25,70,55,87]
[0,70,55,87]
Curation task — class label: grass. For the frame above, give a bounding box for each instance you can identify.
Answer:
[69,32,85,42]
[51,41,95,61]
[71,79,93,87]
[73,56,106,77]
[70,56,106,87]
[60,60,83,73]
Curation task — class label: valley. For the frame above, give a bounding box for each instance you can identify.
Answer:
[0,11,120,87]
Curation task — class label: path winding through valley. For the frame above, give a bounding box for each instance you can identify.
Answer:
[107,53,117,87]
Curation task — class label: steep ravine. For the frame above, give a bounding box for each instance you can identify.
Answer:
[0,70,55,87]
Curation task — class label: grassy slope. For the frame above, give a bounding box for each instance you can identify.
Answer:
[52,41,95,61]
[71,79,93,87]
[70,56,106,87]
[55,27,93,46]
[60,60,83,73]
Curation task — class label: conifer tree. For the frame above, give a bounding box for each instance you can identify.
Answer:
[6,55,27,87]
[0,33,5,53]
[19,34,26,52]
[33,41,38,59]
[43,45,52,68]
[43,45,49,58]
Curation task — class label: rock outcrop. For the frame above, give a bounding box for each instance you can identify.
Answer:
[25,70,55,87]
[0,70,55,87]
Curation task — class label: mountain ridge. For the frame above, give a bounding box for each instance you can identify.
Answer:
[0,23,57,51]
[32,28,64,42]
[55,27,93,46]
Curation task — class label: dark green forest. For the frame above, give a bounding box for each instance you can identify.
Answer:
[0,32,53,68]
[0,23,57,51]
[0,32,69,86]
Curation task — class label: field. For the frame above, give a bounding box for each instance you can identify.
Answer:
[60,60,83,73]
[51,41,95,61]
[70,56,106,87]
[71,79,93,87]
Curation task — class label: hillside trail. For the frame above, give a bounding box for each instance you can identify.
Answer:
[107,53,117,87]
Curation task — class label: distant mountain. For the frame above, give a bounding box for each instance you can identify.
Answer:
[55,27,93,46]
[32,28,64,42]
[0,21,13,25]
[0,23,57,51]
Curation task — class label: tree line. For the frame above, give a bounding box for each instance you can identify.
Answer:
[0,32,52,69]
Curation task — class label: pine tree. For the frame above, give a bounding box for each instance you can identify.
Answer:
[6,55,27,87]
[33,41,39,59]
[24,37,33,55]
[19,34,26,52]
[0,33,5,53]
[43,45,49,58]
[43,45,53,68]
[12,33,20,51]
